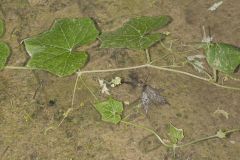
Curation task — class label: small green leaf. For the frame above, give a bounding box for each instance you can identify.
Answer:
[24,18,99,77]
[0,42,10,70]
[204,43,240,74]
[168,123,184,144]
[100,16,172,50]
[0,19,4,37]
[95,98,123,124]
[216,129,226,139]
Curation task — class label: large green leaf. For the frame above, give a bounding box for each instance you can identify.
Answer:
[99,16,172,50]
[204,43,240,74]
[24,18,99,77]
[0,19,4,37]
[0,42,10,70]
[95,98,123,124]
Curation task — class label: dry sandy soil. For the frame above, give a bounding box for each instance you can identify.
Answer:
[0,0,240,159]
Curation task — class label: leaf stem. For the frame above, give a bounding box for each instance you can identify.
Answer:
[213,68,218,82]
[145,49,151,64]
[58,75,79,128]
[79,76,98,100]
[71,75,80,108]
[5,66,32,70]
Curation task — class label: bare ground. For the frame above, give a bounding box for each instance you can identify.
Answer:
[0,0,240,159]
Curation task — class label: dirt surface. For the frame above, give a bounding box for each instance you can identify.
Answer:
[1,0,240,159]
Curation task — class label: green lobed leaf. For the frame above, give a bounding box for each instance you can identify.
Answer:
[0,19,4,37]
[203,43,240,74]
[95,98,123,124]
[0,42,10,70]
[168,123,184,144]
[24,18,99,77]
[99,16,172,50]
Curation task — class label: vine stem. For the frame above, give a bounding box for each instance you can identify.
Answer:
[176,128,240,148]
[57,75,79,127]
[121,120,240,149]
[176,135,217,148]
[78,64,208,81]
[77,64,147,75]
[79,64,240,90]
[5,63,240,91]
[120,120,172,148]
[147,65,209,81]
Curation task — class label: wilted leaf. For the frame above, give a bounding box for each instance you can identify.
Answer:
[100,16,172,50]
[141,85,168,113]
[98,79,110,95]
[95,98,123,124]
[0,19,4,37]
[203,43,240,74]
[208,1,223,11]
[168,123,184,144]
[24,18,99,77]
[202,26,213,43]
[0,42,10,70]
[187,54,206,73]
